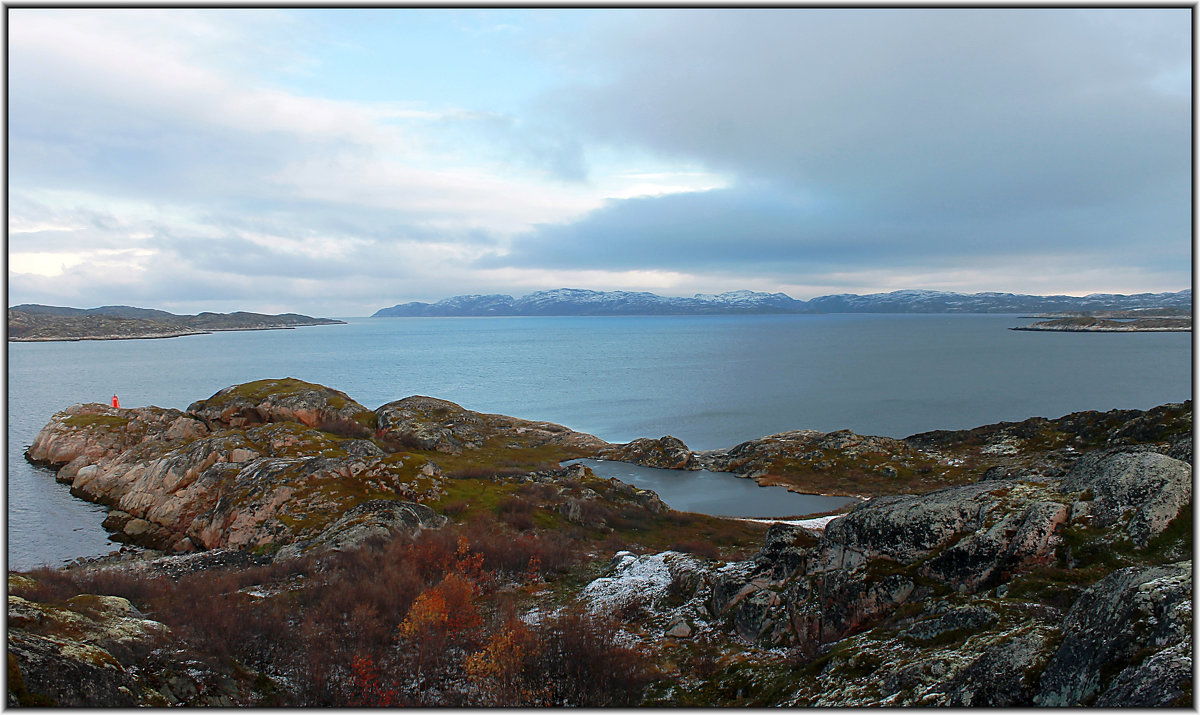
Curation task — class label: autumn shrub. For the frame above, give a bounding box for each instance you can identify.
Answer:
[524,607,651,706]
[442,499,470,518]
[15,521,650,706]
[446,465,528,479]
[517,481,561,502]
[609,505,653,532]
[461,519,579,578]
[497,495,536,531]
[571,499,612,527]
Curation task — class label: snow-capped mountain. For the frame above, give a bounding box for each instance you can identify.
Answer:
[372,288,1191,317]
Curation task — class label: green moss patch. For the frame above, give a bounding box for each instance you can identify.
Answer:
[63,414,130,429]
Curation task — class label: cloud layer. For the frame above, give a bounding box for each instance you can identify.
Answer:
[8,9,1191,315]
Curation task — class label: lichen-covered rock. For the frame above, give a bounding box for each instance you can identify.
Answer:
[7,575,260,706]
[708,428,922,475]
[1034,561,1192,706]
[26,403,207,478]
[597,435,699,470]
[8,630,142,707]
[375,395,610,455]
[276,499,447,558]
[1094,639,1193,706]
[814,482,1004,574]
[753,522,817,581]
[1060,451,1191,547]
[187,378,375,438]
[7,585,172,706]
[24,386,462,553]
[925,624,1059,707]
[922,499,1068,592]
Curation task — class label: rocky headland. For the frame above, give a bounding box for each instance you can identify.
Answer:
[8,305,344,342]
[11,379,1193,706]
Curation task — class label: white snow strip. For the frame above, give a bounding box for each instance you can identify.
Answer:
[735,514,845,532]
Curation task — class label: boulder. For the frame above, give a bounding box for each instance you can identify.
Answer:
[8,576,259,706]
[1061,450,1191,547]
[814,482,1002,574]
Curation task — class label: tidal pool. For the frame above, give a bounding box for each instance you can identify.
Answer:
[567,458,858,518]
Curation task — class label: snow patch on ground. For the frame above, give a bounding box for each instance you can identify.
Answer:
[581,551,698,614]
[737,514,845,532]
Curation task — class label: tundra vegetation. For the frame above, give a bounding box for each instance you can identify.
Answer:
[9,379,1192,706]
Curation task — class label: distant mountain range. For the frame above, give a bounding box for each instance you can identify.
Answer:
[373,288,1192,317]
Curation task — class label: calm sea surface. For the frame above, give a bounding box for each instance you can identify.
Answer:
[7,314,1192,569]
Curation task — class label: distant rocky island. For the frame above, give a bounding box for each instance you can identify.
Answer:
[373,287,1192,317]
[10,378,1193,706]
[1013,308,1191,332]
[7,305,344,342]
[1014,316,1191,332]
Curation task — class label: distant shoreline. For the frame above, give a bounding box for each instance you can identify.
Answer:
[7,305,345,342]
[1011,326,1190,333]
[8,324,336,343]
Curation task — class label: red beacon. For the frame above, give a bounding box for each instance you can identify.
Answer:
[111,395,120,409]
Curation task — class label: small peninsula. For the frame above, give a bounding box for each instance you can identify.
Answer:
[7,305,344,342]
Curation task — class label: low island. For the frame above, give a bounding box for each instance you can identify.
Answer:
[1013,308,1191,332]
[7,305,344,342]
[10,378,1193,707]
[1013,316,1191,332]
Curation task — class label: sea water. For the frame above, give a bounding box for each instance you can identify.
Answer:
[7,314,1191,569]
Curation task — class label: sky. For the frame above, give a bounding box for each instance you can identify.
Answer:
[7,8,1193,317]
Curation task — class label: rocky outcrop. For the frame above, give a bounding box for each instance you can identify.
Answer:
[597,436,699,470]
[276,500,447,559]
[709,429,921,476]
[187,378,375,438]
[25,379,615,555]
[7,575,260,706]
[582,438,1192,707]
[33,419,449,552]
[375,395,610,455]
[1060,450,1192,547]
[26,402,208,481]
[675,401,1191,499]
[1034,562,1192,706]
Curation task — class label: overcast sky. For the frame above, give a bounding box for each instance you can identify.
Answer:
[8,8,1192,316]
